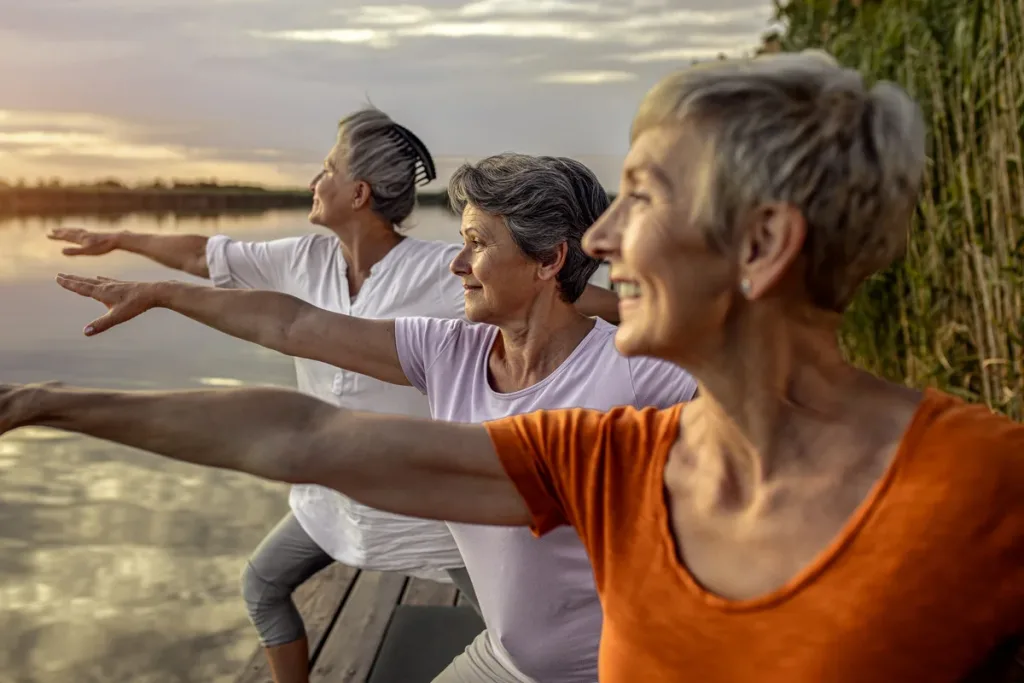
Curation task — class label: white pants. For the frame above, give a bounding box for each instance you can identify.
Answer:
[432,630,533,683]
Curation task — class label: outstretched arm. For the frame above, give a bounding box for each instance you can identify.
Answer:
[0,383,530,525]
[48,227,210,278]
[55,275,409,385]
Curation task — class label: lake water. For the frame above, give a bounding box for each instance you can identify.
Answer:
[0,207,469,683]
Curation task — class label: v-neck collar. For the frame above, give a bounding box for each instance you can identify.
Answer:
[650,388,948,612]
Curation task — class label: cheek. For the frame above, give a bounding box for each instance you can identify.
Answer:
[315,180,332,201]
[477,247,530,286]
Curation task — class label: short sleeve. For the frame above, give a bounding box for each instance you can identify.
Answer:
[206,234,308,291]
[628,356,698,408]
[393,316,463,393]
[485,408,607,536]
[484,404,683,543]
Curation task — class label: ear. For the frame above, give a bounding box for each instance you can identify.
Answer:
[536,242,569,284]
[352,180,373,210]
[736,203,806,299]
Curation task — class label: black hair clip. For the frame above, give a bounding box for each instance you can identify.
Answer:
[385,123,437,187]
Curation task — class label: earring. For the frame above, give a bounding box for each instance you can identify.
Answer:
[740,278,753,297]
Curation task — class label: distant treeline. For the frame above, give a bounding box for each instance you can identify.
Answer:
[0,178,451,218]
[0,178,616,220]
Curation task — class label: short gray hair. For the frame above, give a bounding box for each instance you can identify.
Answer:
[448,153,608,302]
[633,49,926,312]
[338,107,424,227]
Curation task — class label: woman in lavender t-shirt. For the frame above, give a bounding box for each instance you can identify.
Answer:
[56,152,696,683]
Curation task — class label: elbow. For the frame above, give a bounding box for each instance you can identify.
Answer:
[255,324,297,357]
[252,301,307,357]
[288,408,362,489]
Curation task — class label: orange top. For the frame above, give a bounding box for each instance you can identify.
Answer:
[485,389,1024,682]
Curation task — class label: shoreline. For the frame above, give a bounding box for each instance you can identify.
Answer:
[0,185,452,219]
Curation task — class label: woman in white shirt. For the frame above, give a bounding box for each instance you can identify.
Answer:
[47,108,475,683]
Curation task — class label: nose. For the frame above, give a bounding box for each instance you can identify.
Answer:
[449,244,471,277]
[309,170,325,192]
[582,200,622,261]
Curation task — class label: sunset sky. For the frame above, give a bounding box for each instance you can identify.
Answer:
[0,0,775,188]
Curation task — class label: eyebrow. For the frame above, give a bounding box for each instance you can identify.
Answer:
[624,163,673,192]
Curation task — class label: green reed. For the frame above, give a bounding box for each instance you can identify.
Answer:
[771,0,1024,418]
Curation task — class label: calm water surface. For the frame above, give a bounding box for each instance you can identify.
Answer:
[0,208,462,683]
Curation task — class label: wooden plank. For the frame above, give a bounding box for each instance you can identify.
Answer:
[400,577,459,607]
[236,563,360,683]
[309,571,409,683]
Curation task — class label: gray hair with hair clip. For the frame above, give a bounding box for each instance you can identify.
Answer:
[337,107,437,227]
[384,123,437,187]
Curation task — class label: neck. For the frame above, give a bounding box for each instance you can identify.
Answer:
[327,215,404,278]
[492,294,595,389]
[679,301,879,505]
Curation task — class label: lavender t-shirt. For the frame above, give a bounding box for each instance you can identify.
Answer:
[395,316,697,683]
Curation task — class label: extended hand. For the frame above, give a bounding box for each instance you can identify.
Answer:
[55,274,164,336]
[0,382,59,437]
[47,227,121,256]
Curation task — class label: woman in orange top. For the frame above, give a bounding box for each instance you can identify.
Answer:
[2,49,1022,681]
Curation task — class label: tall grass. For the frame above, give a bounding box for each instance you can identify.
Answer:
[774,0,1024,419]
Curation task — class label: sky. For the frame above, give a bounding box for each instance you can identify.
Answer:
[0,0,778,188]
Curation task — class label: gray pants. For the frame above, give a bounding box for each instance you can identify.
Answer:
[241,511,478,647]
[432,631,532,683]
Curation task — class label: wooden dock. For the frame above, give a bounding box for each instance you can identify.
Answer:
[235,565,481,683]
[234,566,1024,683]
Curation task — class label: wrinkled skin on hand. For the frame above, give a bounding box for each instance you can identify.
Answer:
[55,275,163,336]
[47,227,120,257]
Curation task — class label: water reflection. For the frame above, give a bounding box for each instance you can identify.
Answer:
[0,208,461,683]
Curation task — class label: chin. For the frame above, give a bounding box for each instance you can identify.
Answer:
[308,210,324,226]
[613,319,663,359]
[464,302,496,325]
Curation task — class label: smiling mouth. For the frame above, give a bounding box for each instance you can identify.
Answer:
[615,282,641,299]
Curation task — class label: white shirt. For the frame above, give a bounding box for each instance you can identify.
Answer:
[207,233,466,579]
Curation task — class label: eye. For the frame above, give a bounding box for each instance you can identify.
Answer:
[628,191,651,203]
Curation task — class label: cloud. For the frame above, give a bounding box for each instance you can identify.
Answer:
[258,2,762,49]
[0,110,307,186]
[0,111,183,162]
[537,70,637,85]
[0,0,775,186]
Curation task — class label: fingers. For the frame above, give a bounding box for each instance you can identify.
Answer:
[53,273,153,336]
[85,308,136,336]
[55,274,101,298]
[47,227,86,243]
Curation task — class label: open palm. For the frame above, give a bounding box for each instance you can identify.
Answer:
[47,227,120,256]
[55,274,163,335]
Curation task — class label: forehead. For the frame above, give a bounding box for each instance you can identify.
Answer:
[622,124,705,190]
[460,204,505,233]
[325,139,346,166]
